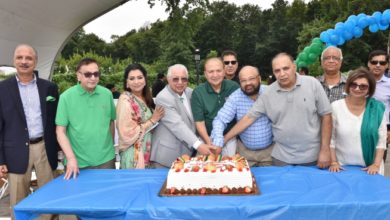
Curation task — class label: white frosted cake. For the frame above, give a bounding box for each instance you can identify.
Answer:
[164,154,255,195]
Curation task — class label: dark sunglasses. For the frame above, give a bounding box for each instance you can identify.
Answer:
[81,71,100,78]
[223,61,237,65]
[350,82,369,91]
[369,60,388,66]
[172,77,188,83]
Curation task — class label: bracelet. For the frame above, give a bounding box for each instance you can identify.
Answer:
[330,162,339,166]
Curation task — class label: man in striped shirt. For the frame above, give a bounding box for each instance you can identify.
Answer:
[211,66,273,166]
[317,46,347,103]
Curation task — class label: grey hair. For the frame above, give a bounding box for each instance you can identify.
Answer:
[321,46,343,61]
[15,44,38,59]
[167,64,188,78]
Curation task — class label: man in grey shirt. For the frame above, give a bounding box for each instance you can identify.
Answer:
[225,53,332,168]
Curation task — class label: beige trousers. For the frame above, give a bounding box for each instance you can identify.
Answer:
[8,140,54,220]
[237,139,273,167]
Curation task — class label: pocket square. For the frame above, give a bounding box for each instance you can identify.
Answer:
[46,96,56,102]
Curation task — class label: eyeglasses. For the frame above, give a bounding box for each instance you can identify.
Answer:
[80,71,100,78]
[223,61,237,65]
[350,82,369,91]
[322,56,341,61]
[369,60,388,66]
[172,77,188,83]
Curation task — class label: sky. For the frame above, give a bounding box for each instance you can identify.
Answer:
[84,0,294,42]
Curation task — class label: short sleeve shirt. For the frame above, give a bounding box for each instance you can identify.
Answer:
[247,74,331,164]
[56,84,116,168]
[191,80,239,135]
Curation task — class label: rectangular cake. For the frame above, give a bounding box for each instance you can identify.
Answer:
[164,154,255,195]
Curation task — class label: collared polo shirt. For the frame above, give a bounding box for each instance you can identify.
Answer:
[248,74,331,164]
[374,75,390,124]
[317,73,347,103]
[191,79,239,135]
[56,84,116,168]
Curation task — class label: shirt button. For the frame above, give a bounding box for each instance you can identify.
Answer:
[25,142,29,146]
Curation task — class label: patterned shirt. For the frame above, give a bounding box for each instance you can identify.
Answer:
[373,75,390,124]
[211,85,273,150]
[317,74,347,103]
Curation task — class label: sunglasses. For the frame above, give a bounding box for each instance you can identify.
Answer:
[223,61,237,65]
[172,77,188,83]
[81,71,100,78]
[350,82,369,91]
[369,60,388,66]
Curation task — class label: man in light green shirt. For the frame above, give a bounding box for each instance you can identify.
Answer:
[56,58,116,180]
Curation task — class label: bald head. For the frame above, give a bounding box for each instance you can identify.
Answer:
[238,65,261,97]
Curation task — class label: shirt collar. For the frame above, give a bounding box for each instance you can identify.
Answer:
[15,73,37,85]
[76,83,100,95]
[318,72,347,84]
[205,80,225,94]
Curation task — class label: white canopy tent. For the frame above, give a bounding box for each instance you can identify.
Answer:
[0,0,128,79]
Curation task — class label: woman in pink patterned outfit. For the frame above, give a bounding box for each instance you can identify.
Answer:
[116,64,164,169]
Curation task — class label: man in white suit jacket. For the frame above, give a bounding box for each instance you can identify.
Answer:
[151,64,216,168]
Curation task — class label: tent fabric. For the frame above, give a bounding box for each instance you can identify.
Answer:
[14,166,390,220]
[0,0,128,79]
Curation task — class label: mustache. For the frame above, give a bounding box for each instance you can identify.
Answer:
[19,64,30,68]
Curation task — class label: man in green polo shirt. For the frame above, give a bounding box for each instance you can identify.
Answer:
[191,57,239,155]
[56,58,116,180]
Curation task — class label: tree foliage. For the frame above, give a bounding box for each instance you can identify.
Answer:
[55,0,390,91]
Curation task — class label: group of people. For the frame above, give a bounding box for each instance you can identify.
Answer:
[0,44,389,219]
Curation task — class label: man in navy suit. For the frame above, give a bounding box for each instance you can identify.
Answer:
[0,44,59,219]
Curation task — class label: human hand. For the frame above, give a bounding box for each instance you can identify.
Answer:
[211,146,222,155]
[197,144,217,155]
[328,162,343,172]
[64,158,79,180]
[0,165,8,178]
[362,164,380,175]
[151,105,164,123]
[317,148,331,169]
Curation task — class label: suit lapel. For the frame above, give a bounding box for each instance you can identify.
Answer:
[8,77,27,122]
[37,79,47,128]
[167,86,193,122]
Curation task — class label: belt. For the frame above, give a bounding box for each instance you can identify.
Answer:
[29,136,43,144]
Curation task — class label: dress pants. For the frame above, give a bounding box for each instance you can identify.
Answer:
[8,140,54,220]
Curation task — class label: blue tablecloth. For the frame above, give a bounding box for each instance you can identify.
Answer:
[14,166,390,220]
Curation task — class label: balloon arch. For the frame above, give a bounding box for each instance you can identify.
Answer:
[295,9,390,68]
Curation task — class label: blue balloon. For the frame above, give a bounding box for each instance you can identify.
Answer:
[367,16,376,25]
[320,31,330,43]
[347,15,358,26]
[337,36,345,46]
[335,22,345,35]
[378,23,389,31]
[380,17,389,26]
[383,9,390,22]
[357,13,367,19]
[344,20,355,32]
[358,17,369,29]
[372,11,382,22]
[330,34,340,45]
[342,30,353,40]
[369,23,379,33]
[353,27,363,38]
